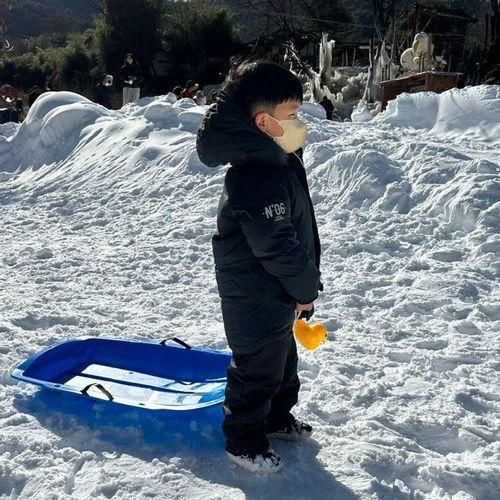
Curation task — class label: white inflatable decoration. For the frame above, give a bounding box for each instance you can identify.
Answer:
[400,32,444,73]
[400,47,417,72]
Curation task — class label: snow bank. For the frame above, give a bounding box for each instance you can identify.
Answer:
[351,103,374,123]
[0,88,499,499]
[376,90,440,129]
[377,85,500,143]
[0,121,19,138]
[323,149,401,208]
[300,102,326,120]
[0,91,207,178]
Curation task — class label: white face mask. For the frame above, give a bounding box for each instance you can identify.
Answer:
[266,115,308,153]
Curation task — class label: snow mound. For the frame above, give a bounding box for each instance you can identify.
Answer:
[417,159,500,233]
[142,101,179,125]
[0,122,19,139]
[351,103,373,122]
[377,91,439,129]
[178,109,206,133]
[24,91,97,130]
[39,102,111,148]
[300,102,326,119]
[377,85,500,143]
[324,149,401,208]
[0,88,499,499]
[0,91,207,178]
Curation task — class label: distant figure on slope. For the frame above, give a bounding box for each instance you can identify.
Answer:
[319,96,335,120]
[119,53,143,106]
[45,76,56,92]
[94,74,114,109]
[27,86,43,107]
[0,84,19,103]
[172,85,183,100]
[15,97,24,121]
[0,85,22,123]
[181,80,199,99]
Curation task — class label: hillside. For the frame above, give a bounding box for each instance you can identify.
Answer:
[3,0,97,39]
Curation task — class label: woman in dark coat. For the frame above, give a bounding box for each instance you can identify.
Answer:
[119,53,143,106]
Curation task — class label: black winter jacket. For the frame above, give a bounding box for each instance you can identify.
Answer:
[94,83,112,109]
[119,63,143,89]
[196,92,321,353]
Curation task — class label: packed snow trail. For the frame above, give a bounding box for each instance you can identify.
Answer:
[0,88,499,499]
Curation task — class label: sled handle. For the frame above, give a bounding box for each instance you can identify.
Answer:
[81,383,114,401]
[159,337,192,350]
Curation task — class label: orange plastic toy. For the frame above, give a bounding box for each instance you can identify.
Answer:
[293,318,328,350]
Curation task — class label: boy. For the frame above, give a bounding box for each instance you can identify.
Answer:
[196,61,322,473]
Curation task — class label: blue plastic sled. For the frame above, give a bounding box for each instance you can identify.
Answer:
[11,337,231,413]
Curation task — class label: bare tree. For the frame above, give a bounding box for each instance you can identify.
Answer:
[363,1,395,102]
[372,0,396,41]
[225,0,351,44]
[0,0,13,55]
[363,0,414,102]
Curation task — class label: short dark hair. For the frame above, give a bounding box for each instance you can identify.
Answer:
[223,60,303,117]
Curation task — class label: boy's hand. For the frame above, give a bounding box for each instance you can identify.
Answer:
[296,302,314,312]
[296,302,314,321]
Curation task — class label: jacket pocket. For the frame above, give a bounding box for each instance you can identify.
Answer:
[215,260,291,306]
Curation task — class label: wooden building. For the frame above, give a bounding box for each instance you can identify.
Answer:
[403,2,478,72]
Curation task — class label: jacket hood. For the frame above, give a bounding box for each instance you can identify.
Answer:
[196,91,287,168]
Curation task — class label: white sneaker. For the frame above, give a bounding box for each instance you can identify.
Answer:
[226,448,284,473]
[267,420,313,441]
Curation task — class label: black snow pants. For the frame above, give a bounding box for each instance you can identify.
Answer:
[222,332,300,455]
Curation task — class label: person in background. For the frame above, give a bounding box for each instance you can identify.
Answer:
[173,85,183,100]
[181,80,199,99]
[119,53,143,106]
[319,96,335,120]
[27,86,43,107]
[0,85,22,123]
[45,77,55,92]
[15,97,24,121]
[94,74,114,109]
[0,84,19,103]
[194,89,207,106]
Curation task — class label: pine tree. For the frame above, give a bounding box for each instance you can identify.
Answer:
[95,0,163,75]
[162,1,239,83]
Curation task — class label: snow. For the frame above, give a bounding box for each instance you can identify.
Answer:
[301,102,327,120]
[351,103,374,123]
[376,85,500,144]
[1,86,499,499]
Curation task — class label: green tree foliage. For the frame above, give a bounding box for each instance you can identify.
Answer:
[0,32,95,90]
[0,0,9,55]
[95,0,163,76]
[163,0,239,84]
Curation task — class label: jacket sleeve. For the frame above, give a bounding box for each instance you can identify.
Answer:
[134,64,144,86]
[119,66,128,83]
[231,171,320,304]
